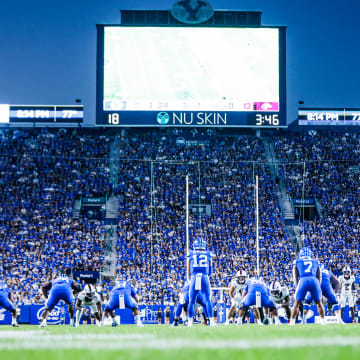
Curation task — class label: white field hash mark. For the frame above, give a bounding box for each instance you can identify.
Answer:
[0,332,359,350]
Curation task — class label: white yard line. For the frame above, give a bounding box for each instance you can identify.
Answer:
[0,332,359,350]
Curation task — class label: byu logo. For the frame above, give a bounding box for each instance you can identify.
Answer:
[156,112,169,125]
[171,0,214,24]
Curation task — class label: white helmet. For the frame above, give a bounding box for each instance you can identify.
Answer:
[343,266,351,277]
[84,284,96,296]
[235,270,247,284]
[269,281,282,296]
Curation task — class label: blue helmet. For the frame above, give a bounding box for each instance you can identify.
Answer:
[193,236,206,250]
[253,275,263,283]
[299,247,313,259]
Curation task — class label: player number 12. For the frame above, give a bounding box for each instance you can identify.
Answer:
[193,254,207,267]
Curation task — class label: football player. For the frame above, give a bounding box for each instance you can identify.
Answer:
[303,263,342,324]
[289,247,326,326]
[0,280,19,327]
[75,284,103,327]
[39,268,81,327]
[339,266,357,322]
[102,278,143,327]
[187,237,214,327]
[269,280,291,322]
[224,270,247,325]
[239,275,280,325]
[173,279,190,326]
[173,279,210,326]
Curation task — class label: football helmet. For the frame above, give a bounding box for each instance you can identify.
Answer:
[269,280,282,297]
[235,270,247,284]
[343,266,351,278]
[84,284,96,302]
[253,275,263,283]
[193,236,206,250]
[299,247,313,259]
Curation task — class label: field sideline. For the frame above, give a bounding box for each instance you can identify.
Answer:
[1,324,360,360]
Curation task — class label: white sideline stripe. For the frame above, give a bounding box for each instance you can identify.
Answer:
[0,333,359,350]
[0,331,154,341]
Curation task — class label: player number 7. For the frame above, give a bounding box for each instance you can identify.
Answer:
[304,261,312,273]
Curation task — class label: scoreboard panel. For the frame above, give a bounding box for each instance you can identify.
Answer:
[0,105,84,124]
[298,108,360,126]
[96,25,287,127]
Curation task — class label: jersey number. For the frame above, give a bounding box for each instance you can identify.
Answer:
[304,261,313,273]
[193,254,207,267]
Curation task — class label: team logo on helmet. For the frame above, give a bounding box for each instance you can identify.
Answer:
[299,247,313,259]
[193,236,206,250]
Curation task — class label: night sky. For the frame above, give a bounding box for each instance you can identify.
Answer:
[1,0,359,125]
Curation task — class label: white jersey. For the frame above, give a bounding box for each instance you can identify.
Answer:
[230,279,246,297]
[339,275,355,296]
[270,285,290,305]
[230,279,246,308]
[78,290,101,310]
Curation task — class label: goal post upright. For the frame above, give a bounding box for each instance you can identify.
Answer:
[186,174,189,280]
[256,175,259,276]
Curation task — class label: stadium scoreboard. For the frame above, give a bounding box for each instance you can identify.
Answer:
[96,25,286,127]
[298,108,360,126]
[0,105,83,124]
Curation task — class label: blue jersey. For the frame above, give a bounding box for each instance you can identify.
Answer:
[320,268,332,286]
[188,250,212,275]
[295,258,319,278]
[51,276,74,290]
[111,280,136,297]
[0,281,10,296]
[244,279,268,294]
[105,281,138,312]
[46,276,74,310]
[242,278,275,308]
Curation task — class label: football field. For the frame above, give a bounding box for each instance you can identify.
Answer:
[1,324,360,360]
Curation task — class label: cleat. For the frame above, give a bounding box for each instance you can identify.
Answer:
[172,322,178,327]
[39,319,47,328]
[137,322,144,328]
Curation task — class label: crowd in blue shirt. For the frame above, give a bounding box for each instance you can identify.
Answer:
[0,129,111,304]
[0,129,358,306]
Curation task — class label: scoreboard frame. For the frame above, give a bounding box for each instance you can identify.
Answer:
[96,24,287,128]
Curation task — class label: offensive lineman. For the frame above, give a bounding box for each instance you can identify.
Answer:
[224,270,247,325]
[75,284,103,327]
[239,275,280,325]
[0,280,19,327]
[304,263,342,324]
[39,268,81,327]
[102,278,143,327]
[339,266,357,322]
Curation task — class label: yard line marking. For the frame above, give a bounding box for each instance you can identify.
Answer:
[0,333,359,350]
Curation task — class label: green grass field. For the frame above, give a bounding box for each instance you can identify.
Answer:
[1,324,360,360]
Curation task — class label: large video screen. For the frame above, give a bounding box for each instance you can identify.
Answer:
[97,26,286,127]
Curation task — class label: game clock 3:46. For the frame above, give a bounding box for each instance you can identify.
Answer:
[255,113,279,126]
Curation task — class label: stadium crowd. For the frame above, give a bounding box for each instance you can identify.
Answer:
[274,131,360,281]
[0,129,111,304]
[0,128,358,307]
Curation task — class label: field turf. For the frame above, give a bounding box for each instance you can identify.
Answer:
[0,324,359,360]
